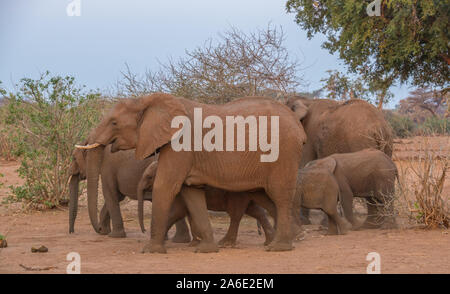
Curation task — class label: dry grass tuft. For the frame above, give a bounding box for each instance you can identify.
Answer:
[394,138,449,229]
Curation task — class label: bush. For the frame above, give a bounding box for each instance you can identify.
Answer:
[2,72,106,209]
[419,116,450,135]
[384,111,417,138]
[117,24,304,103]
[395,139,450,229]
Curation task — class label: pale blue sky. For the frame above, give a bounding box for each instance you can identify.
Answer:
[0,0,413,108]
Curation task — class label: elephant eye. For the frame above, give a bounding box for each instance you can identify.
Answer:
[111,121,117,126]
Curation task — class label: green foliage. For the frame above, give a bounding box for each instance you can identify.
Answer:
[321,70,370,101]
[384,109,449,138]
[384,110,416,138]
[0,234,4,240]
[420,116,450,135]
[286,0,450,88]
[2,72,105,209]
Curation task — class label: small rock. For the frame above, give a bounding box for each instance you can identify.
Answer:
[31,245,48,253]
[0,239,7,248]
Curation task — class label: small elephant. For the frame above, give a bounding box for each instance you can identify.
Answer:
[300,148,398,229]
[295,166,352,235]
[69,144,190,242]
[137,161,279,247]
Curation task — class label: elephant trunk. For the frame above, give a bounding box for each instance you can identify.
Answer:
[86,145,104,233]
[137,179,146,233]
[68,175,80,233]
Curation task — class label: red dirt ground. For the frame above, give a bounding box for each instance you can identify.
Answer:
[0,136,449,274]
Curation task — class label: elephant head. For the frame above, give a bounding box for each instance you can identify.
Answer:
[75,93,187,232]
[68,145,87,233]
[304,157,337,173]
[286,96,309,123]
[298,157,337,203]
[137,161,158,233]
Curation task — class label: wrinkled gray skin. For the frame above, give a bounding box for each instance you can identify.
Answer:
[300,149,398,229]
[295,166,352,235]
[286,97,394,225]
[69,144,190,242]
[137,161,276,247]
[138,162,307,247]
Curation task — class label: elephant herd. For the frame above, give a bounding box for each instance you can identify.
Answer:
[69,94,397,253]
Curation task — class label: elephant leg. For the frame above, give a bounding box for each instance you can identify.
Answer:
[251,192,277,228]
[326,215,339,235]
[166,195,191,243]
[180,186,218,253]
[102,180,126,238]
[300,207,312,225]
[187,215,201,247]
[321,197,352,235]
[264,186,295,252]
[98,204,111,235]
[172,219,192,243]
[218,195,247,247]
[338,177,355,227]
[245,202,275,246]
[143,152,189,254]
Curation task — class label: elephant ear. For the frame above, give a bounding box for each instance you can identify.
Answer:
[305,157,337,174]
[287,98,308,121]
[315,157,337,174]
[135,94,188,160]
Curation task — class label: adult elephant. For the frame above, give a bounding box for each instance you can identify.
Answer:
[76,93,306,253]
[68,144,191,242]
[286,96,394,225]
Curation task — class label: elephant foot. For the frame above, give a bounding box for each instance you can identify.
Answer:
[108,230,126,238]
[189,239,201,247]
[340,220,353,234]
[171,233,192,243]
[264,241,293,252]
[292,223,305,242]
[218,237,237,248]
[141,242,167,254]
[194,241,219,253]
[263,233,275,246]
[327,226,339,235]
[97,226,111,235]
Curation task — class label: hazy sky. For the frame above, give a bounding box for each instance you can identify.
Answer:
[0,0,412,108]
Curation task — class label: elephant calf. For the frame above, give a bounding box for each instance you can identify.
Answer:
[137,161,278,247]
[298,148,398,229]
[295,166,352,235]
[69,144,190,242]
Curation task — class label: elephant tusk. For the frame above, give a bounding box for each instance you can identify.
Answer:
[75,143,101,149]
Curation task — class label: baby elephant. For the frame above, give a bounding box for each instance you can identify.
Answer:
[300,148,398,229]
[296,167,352,235]
[137,161,278,247]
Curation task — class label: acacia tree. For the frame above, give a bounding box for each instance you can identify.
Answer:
[399,88,448,121]
[117,25,304,103]
[321,70,371,101]
[286,0,450,108]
